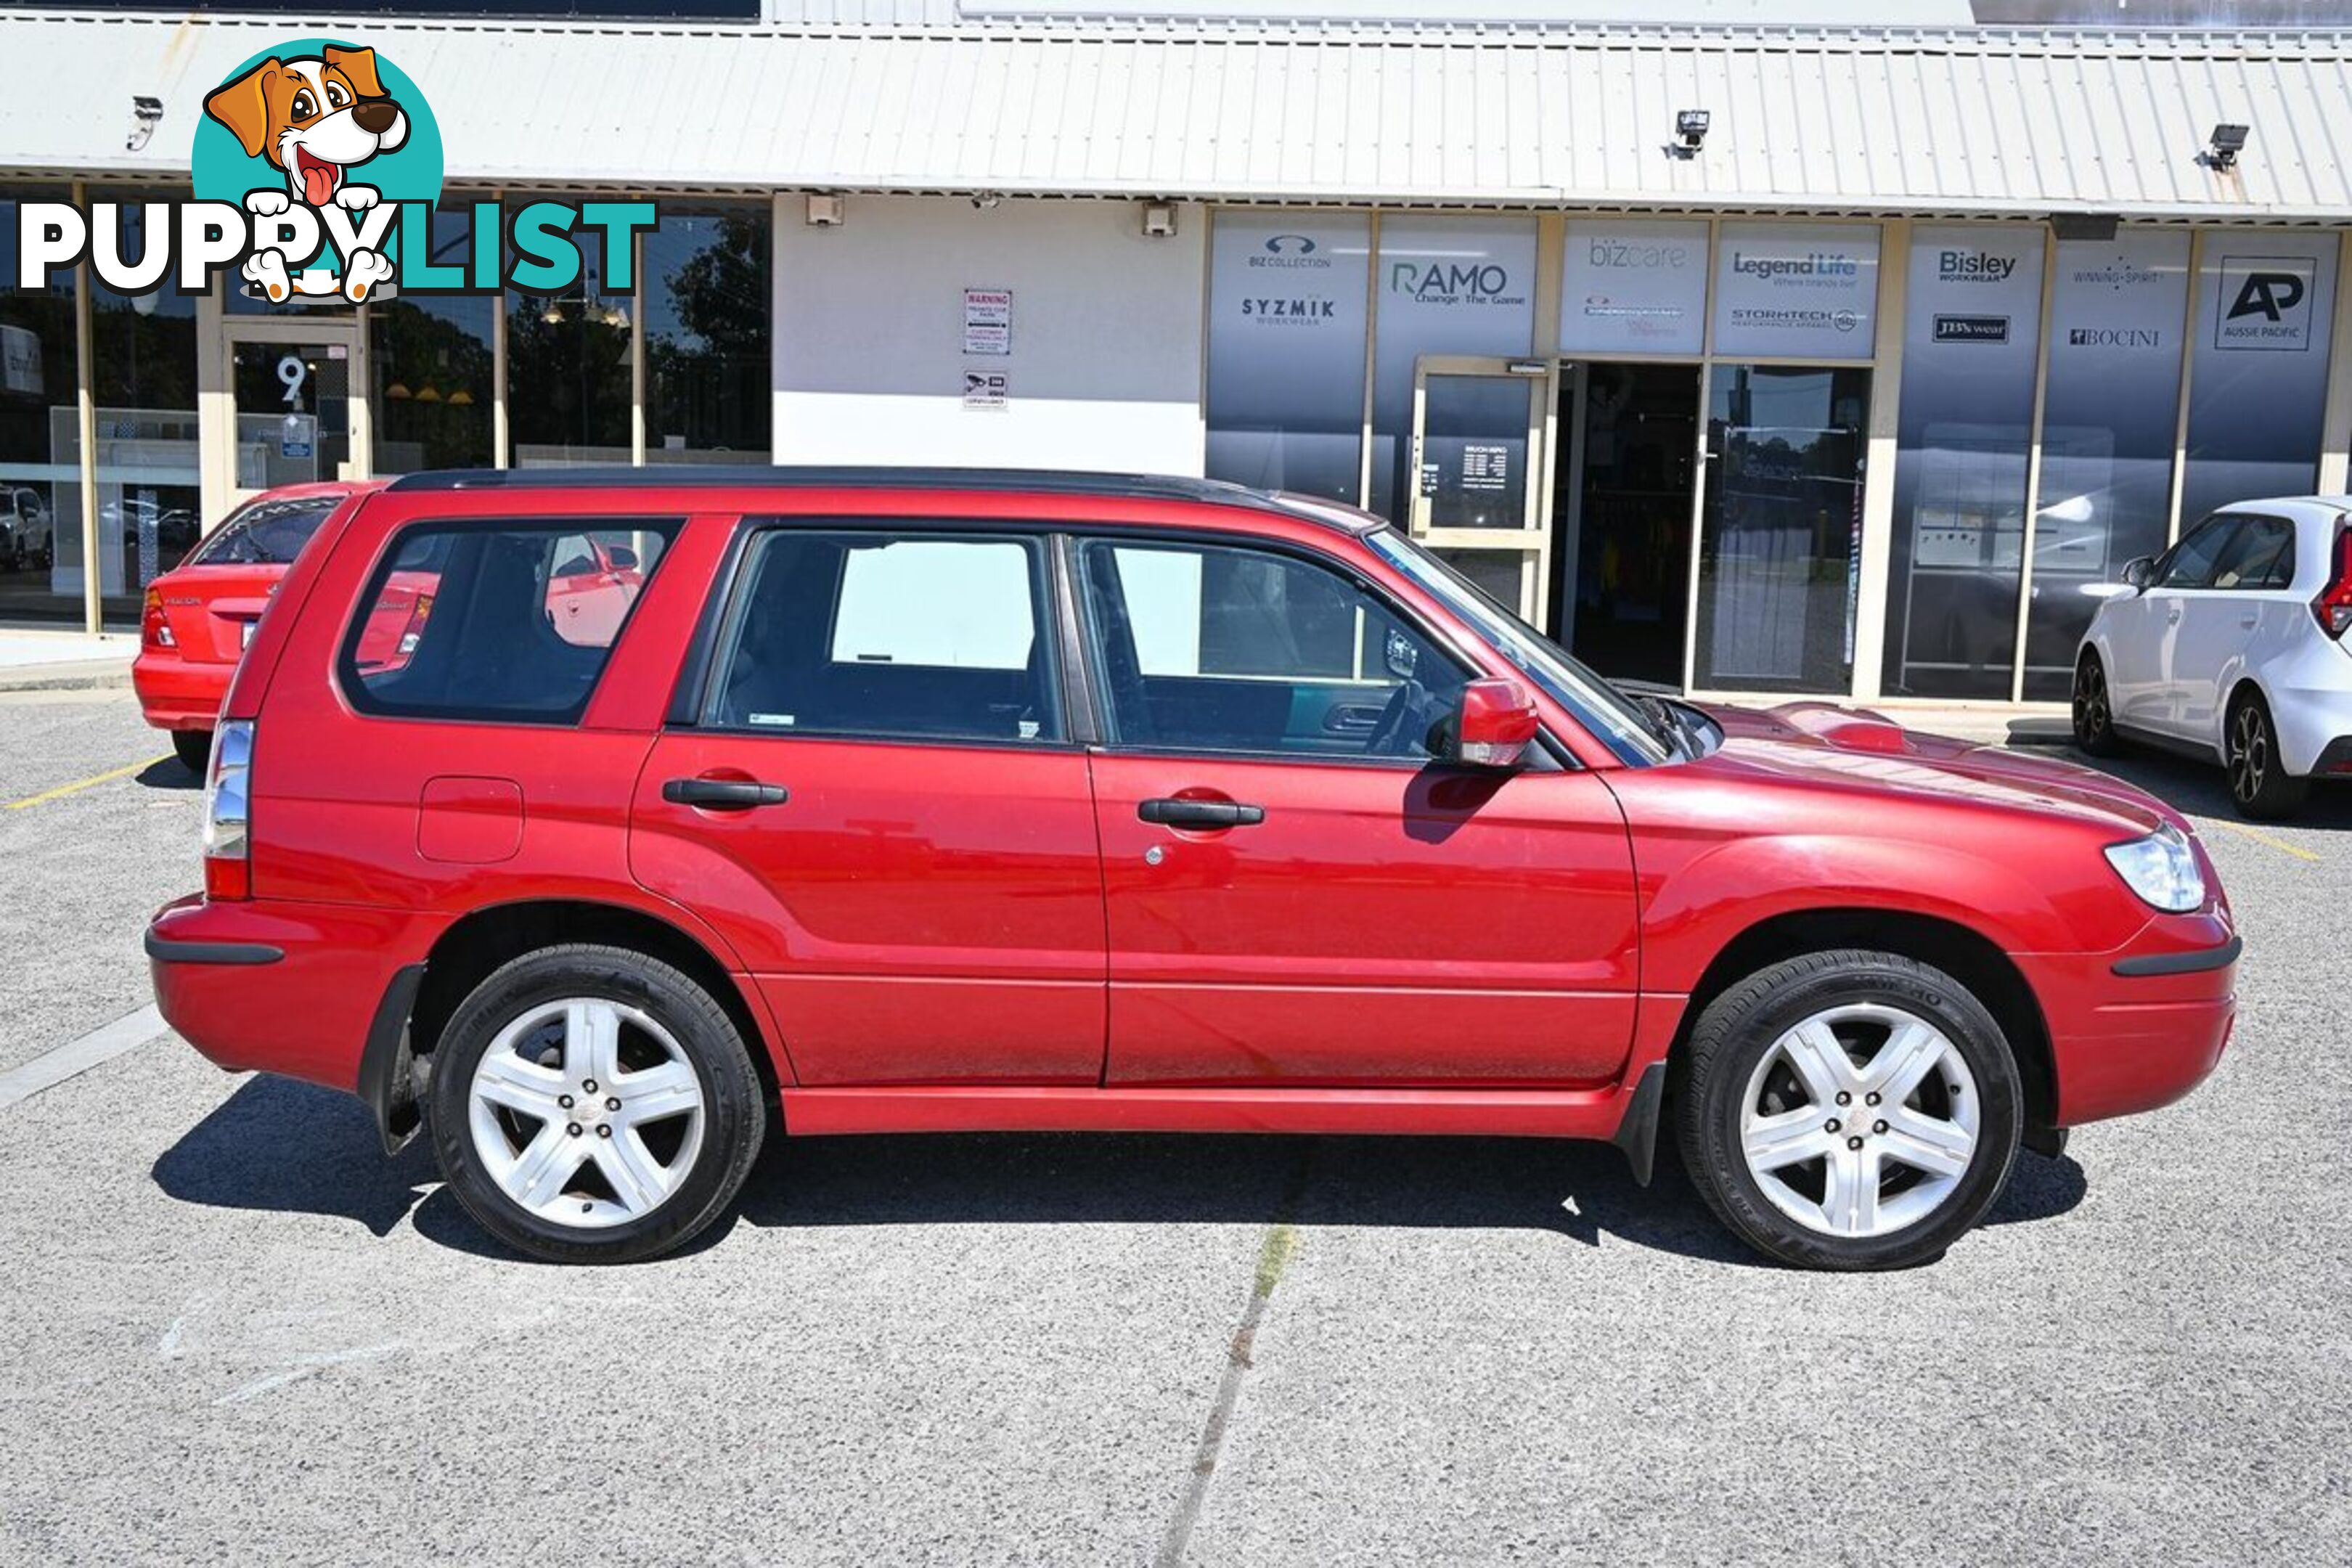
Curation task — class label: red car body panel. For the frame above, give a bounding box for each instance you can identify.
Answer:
[132,481,386,734]
[149,476,2237,1157]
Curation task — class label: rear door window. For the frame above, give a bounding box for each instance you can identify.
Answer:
[340,520,676,723]
[705,529,1063,744]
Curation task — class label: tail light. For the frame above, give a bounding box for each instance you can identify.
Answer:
[398,592,433,656]
[201,720,254,900]
[141,587,174,648]
[2315,526,2352,639]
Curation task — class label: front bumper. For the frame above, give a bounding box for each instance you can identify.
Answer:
[2022,910,2239,1127]
[147,894,449,1093]
[130,653,231,732]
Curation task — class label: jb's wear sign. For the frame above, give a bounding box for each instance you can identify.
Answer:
[13,37,656,305]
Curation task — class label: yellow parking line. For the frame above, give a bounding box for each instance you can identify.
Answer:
[2203,817,2323,863]
[4,757,168,812]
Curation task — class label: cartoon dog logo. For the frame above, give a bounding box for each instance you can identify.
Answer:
[203,45,408,303]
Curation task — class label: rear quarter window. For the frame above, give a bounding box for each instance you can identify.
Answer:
[340,519,678,724]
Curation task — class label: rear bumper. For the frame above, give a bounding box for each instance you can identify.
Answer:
[147,894,449,1093]
[2261,651,2352,777]
[130,653,230,732]
[2022,911,2239,1127]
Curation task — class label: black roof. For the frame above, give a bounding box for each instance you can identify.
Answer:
[383,465,1377,532]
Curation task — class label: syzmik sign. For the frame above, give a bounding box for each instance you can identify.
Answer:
[13,38,658,304]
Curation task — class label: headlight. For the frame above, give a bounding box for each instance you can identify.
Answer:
[2102,822,2205,913]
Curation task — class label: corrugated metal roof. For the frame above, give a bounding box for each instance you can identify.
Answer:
[5,9,2349,217]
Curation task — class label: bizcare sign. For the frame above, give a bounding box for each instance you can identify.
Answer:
[15,39,656,306]
[1560,220,1707,355]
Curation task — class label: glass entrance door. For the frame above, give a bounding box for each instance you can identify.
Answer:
[1693,364,1872,694]
[204,319,369,521]
[1553,362,1702,688]
[1408,356,1553,622]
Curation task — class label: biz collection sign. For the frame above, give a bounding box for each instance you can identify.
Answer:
[1711,223,1880,360]
[1204,213,1372,502]
[1559,219,1707,355]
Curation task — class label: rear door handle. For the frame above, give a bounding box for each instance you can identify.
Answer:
[663,777,789,809]
[2239,613,2259,629]
[1138,797,1265,828]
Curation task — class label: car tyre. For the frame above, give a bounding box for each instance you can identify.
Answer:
[171,728,213,775]
[428,943,767,1264]
[2072,651,2124,758]
[1675,949,2022,1271]
[2226,688,2307,821]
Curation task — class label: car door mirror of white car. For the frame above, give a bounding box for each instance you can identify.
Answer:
[2120,556,2156,592]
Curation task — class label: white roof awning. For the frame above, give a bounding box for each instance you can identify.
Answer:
[4,9,2349,219]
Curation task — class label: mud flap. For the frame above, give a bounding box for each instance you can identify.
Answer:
[356,963,426,1156]
[1610,1061,1668,1187]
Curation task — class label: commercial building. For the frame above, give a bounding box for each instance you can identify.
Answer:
[6,2,2351,706]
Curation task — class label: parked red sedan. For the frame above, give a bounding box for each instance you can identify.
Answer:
[145,470,2237,1270]
[135,481,385,770]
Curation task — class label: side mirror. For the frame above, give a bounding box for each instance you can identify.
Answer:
[2121,556,2155,590]
[606,545,640,571]
[1445,677,1539,769]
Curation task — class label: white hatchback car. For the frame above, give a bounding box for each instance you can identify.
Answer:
[2075,497,2352,819]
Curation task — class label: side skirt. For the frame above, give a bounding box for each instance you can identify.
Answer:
[779,1079,1649,1143]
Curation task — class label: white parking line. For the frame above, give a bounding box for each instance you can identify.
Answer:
[0,1003,168,1114]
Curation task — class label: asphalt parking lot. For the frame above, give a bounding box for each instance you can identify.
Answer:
[1,690,2346,1565]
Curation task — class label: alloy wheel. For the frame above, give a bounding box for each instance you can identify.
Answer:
[2074,659,2110,743]
[2229,703,2269,805]
[466,997,706,1228]
[1737,1003,1981,1238]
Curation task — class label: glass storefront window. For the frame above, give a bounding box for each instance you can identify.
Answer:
[506,224,631,466]
[641,208,771,465]
[1694,364,1871,693]
[372,205,494,473]
[0,187,81,624]
[2024,229,2192,700]
[1204,212,1371,502]
[91,195,203,627]
[1883,225,2046,698]
[2180,233,2339,525]
[1368,216,1537,520]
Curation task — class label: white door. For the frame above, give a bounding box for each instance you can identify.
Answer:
[200,317,369,526]
[2118,512,2239,739]
[1408,356,1553,625]
[2172,513,2300,753]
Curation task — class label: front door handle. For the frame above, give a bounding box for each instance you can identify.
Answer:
[663,777,789,810]
[1138,797,1265,828]
[2239,613,2259,629]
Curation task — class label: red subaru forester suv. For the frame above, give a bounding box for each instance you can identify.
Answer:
[145,470,2238,1269]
